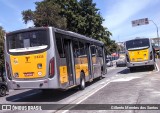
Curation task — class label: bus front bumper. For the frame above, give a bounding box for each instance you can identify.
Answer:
[127,60,155,68]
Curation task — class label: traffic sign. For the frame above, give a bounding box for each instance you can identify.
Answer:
[132,18,149,27]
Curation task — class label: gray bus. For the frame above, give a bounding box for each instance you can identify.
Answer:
[4,27,106,90]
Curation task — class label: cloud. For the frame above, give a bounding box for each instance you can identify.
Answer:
[103,0,159,30]
[0,0,20,13]
[102,0,160,42]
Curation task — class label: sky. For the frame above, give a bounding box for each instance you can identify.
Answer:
[0,0,160,42]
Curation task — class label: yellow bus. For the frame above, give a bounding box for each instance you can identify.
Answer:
[4,27,106,90]
[125,38,155,71]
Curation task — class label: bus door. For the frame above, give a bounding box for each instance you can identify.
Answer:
[64,39,74,86]
[87,44,93,80]
[55,33,74,87]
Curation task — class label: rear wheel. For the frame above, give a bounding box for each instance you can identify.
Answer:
[0,85,7,97]
[79,72,85,90]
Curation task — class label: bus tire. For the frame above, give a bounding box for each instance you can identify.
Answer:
[79,72,85,90]
[0,85,7,97]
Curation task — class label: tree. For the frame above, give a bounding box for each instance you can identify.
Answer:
[22,0,118,53]
[22,0,67,29]
[78,0,104,38]
[0,26,5,70]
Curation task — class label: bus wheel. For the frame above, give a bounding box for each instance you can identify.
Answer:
[79,73,85,90]
[0,85,7,97]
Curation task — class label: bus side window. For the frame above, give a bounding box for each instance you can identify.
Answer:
[90,45,96,56]
[55,33,65,58]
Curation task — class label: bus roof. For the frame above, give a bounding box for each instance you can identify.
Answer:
[7,27,104,46]
[125,38,150,43]
[126,37,149,42]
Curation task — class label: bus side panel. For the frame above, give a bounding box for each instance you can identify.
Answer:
[4,39,13,89]
[59,64,68,83]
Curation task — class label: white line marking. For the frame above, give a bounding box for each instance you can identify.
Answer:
[61,82,111,113]
[156,63,159,72]
[100,82,105,85]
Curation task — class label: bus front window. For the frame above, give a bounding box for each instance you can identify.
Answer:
[7,30,49,53]
[126,39,150,50]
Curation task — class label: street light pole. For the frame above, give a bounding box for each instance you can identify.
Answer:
[149,20,159,46]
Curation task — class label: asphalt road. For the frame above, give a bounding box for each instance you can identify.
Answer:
[0,65,125,113]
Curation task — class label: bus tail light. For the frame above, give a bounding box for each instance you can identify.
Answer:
[6,62,12,80]
[49,57,54,78]
[150,52,153,60]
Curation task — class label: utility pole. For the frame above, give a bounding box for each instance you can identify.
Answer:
[149,20,159,46]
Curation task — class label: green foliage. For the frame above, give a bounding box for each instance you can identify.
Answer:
[22,0,118,53]
[0,26,5,69]
[22,0,67,29]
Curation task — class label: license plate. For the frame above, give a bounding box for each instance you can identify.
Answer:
[24,72,34,77]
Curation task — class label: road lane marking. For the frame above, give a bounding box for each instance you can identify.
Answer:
[58,82,111,113]
[156,63,159,72]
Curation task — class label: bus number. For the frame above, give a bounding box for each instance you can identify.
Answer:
[34,55,44,59]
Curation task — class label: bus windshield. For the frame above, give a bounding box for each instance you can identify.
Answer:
[7,30,49,53]
[126,39,150,50]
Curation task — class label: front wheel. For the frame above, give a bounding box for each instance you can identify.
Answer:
[0,86,7,97]
[79,73,85,90]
